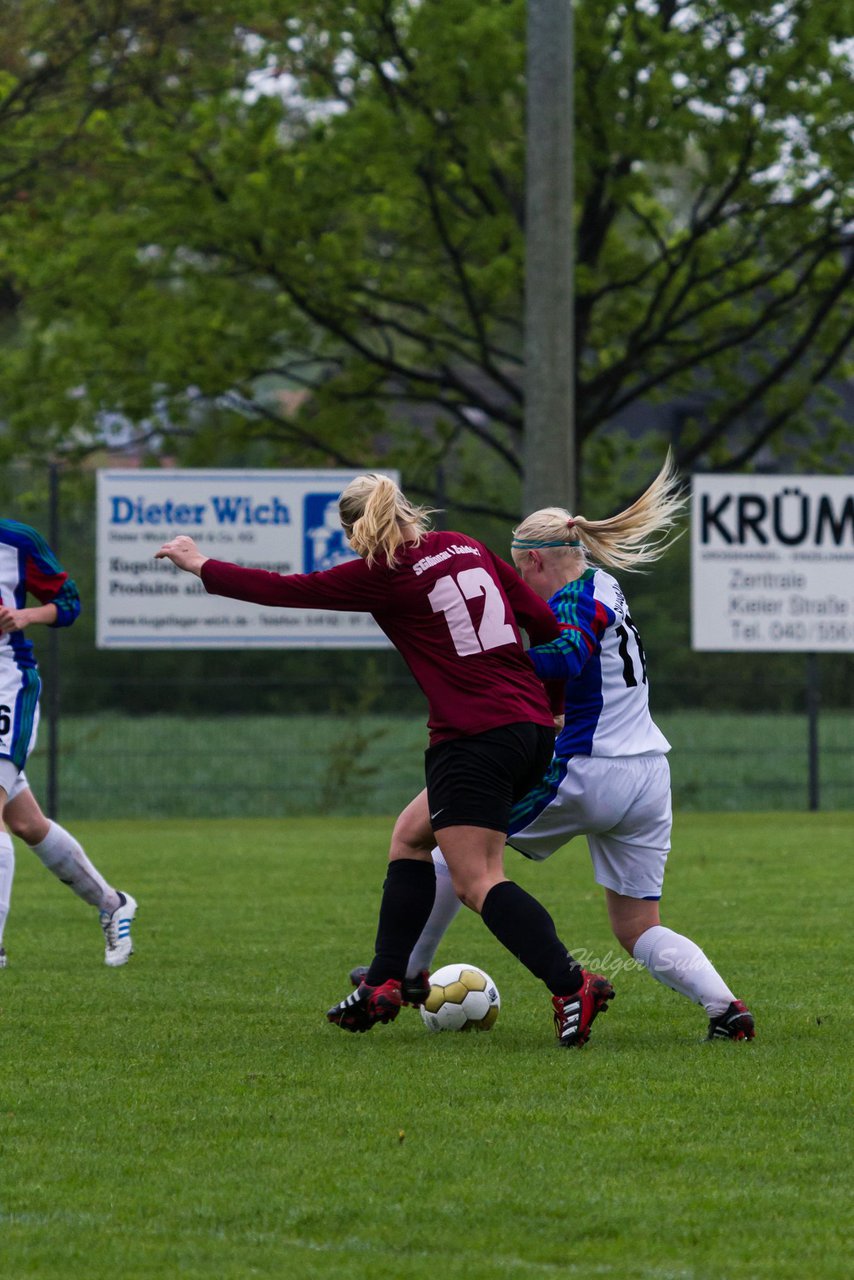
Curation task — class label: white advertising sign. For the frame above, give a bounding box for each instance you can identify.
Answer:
[692,473,854,652]
[96,469,398,649]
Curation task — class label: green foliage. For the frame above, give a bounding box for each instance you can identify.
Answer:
[2,813,853,1278]
[0,1,851,511]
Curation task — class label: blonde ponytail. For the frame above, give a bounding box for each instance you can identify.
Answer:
[512,451,686,572]
[339,474,436,567]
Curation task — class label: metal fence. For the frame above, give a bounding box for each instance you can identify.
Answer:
[4,461,853,820]
[27,669,854,821]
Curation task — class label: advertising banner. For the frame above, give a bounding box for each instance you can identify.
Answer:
[692,473,854,652]
[96,469,398,649]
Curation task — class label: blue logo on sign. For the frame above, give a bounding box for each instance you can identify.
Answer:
[303,494,359,571]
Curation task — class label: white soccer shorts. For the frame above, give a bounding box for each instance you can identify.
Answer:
[506,753,672,900]
[0,658,40,799]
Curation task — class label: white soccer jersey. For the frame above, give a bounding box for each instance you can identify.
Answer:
[0,519,80,772]
[0,519,80,670]
[525,568,670,758]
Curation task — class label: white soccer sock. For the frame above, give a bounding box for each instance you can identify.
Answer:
[29,821,119,913]
[406,848,463,977]
[632,924,736,1017]
[0,833,14,946]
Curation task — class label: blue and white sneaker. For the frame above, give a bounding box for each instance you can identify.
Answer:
[100,892,137,967]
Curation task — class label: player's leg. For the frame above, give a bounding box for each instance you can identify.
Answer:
[404,847,462,977]
[327,788,437,1031]
[605,887,736,1010]
[399,754,575,980]
[440,822,616,1049]
[606,889,753,1038]
[369,789,437,982]
[347,846,457,998]
[0,664,36,965]
[435,724,613,1048]
[438,821,612,1047]
[592,756,753,1039]
[400,750,587,984]
[0,773,14,966]
[5,778,137,966]
[604,888,717,996]
[7,779,119,909]
[404,747,583,983]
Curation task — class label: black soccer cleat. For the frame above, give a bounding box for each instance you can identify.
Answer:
[707,999,755,1041]
[327,978,403,1033]
[349,964,431,1008]
[400,969,431,1008]
[552,970,615,1048]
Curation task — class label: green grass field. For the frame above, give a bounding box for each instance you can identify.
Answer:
[2,813,852,1279]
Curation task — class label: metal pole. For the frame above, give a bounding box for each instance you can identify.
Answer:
[523,0,575,515]
[805,652,820,812]
[46,463,60,819]
[434,460,447,532]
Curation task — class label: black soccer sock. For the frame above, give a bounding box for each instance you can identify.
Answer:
[480,880,583,996]
[365,858,437,987]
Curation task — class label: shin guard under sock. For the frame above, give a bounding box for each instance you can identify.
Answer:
[481,880,582,995]
[366,858,437,986]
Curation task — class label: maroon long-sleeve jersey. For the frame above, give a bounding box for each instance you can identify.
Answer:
[201,530,561,743]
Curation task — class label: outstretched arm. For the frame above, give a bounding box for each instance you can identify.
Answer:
[155,535,209,576]
[156,537,389,611]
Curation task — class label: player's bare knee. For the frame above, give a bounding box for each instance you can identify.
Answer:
[389,829,435,861]
[445,872,486,913]
[389,804,433,859]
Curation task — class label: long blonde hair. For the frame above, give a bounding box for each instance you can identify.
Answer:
[512,452,686,572]
[339,474,436,567]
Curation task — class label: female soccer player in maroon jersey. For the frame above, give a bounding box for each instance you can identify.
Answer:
[156,474,614,1047]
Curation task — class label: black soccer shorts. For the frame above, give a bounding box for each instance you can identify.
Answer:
[424,721,554,833]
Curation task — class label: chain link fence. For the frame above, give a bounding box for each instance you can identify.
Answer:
[25,667,854,821]
[4,461,852,820]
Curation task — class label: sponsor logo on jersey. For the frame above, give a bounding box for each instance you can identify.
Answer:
[412,544,481,577]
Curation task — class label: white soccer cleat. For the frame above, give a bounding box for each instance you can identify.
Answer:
[100,892,137,967]
[0,946,7,969]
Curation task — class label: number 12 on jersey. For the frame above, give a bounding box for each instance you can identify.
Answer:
[428,568,516,656]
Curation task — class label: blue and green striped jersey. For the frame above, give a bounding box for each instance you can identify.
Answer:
[0,519,81,670]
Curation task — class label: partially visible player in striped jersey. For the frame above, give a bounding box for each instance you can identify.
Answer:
[0,519,136,967]
[389,455,754,1041]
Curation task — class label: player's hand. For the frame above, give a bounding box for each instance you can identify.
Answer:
[155,535,208,577]
[0,605,29,633]
[553,715,565,733]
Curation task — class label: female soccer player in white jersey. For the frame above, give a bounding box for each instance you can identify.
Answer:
[0,519,136,967]
[157,474,615,1048]
[380,456,754,1041]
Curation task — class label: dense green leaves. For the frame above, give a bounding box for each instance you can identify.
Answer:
[0,1,852,513]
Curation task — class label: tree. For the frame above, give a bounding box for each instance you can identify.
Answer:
[1,0,852,517]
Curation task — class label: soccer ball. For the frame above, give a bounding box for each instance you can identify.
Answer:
[419,963,500,1033]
